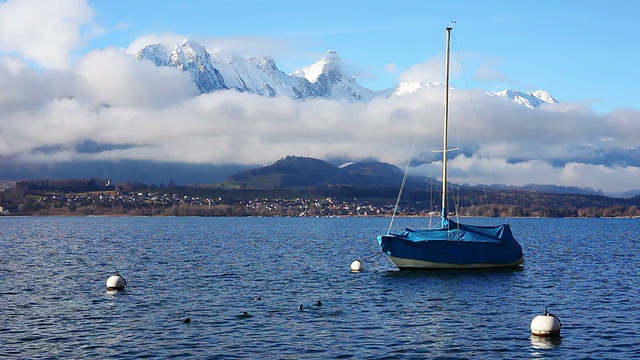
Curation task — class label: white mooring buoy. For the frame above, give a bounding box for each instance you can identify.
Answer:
[350,260,364,272]
[106,271,127,290]
[531,307,562,336]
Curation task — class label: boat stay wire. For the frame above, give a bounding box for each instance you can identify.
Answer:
[451,31,501,224]
[386,86,435,235]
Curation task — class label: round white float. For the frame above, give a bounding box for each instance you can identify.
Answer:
[106,272,127,290]
[350,260,364,272]
[531,308,561,336]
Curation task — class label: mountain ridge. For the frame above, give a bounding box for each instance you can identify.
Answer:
[223,155,605,196]
[225,155,412,189]
[486,89,558,108]
[135,41,556,107]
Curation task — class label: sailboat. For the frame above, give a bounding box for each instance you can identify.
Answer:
[377,26,525,269]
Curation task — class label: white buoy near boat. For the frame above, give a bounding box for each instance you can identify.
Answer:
[106,271,127,290]
[350,260,364,272]
[531,307,562,336]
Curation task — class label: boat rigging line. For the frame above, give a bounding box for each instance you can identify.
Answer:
[386,86,435,235]
[360,250,384,264]
[450,29,501,224]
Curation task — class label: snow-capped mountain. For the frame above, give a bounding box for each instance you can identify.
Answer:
[375,81,443,97]
[290,50,374,101]
[486,89,558,109]
[136,41,228,93]
[135,40,558,107]
[136,42,371,101]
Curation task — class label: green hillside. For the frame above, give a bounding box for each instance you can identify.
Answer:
[223,155,409,189]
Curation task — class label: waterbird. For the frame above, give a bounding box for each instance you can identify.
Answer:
[298,304,304,311]
[183,317,191,324]
[315,300,323,306]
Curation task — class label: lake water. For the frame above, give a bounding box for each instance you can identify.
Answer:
[1,216,638,359]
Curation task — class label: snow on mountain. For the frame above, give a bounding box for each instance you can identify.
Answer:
[136,40,227,92]
[289,50,374,101]
[136,43,370,101]
[291,50,340,83]
[487,89,558,109]
[135,40,558,107]
[375,81,443,97]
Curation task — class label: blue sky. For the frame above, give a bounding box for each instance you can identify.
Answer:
[87,0,639,113]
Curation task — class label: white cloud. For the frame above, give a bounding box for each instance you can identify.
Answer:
[385,63,398,73]
[0,0,95,70]
[0,57,55,110]
[409,155,640,195]
[126,33,189,54]
[474,65,506,82]
[398,58,443,83]
[75,47,199,108]
[397,55,466,84]
[2,59,640,194]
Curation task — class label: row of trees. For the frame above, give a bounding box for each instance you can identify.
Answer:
[2,181,640,217]
[459,204,639,218]
[17,202,640,218]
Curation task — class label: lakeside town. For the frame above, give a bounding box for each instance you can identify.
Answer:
[1,178,639,218]
[0,189,423,217]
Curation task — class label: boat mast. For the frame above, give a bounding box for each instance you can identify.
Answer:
[441,26,452,225]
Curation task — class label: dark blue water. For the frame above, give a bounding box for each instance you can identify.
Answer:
[1,217,638,359]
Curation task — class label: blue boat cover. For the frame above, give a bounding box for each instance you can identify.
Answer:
[404,219,510,243]
[378,219,523,266]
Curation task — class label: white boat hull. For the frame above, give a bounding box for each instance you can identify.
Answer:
[387,255,525,270]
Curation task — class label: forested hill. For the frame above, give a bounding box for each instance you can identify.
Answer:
[225,156,420,189]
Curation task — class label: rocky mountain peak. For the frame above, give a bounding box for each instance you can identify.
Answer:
[135,41,556,107]
[487,89,559,108]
